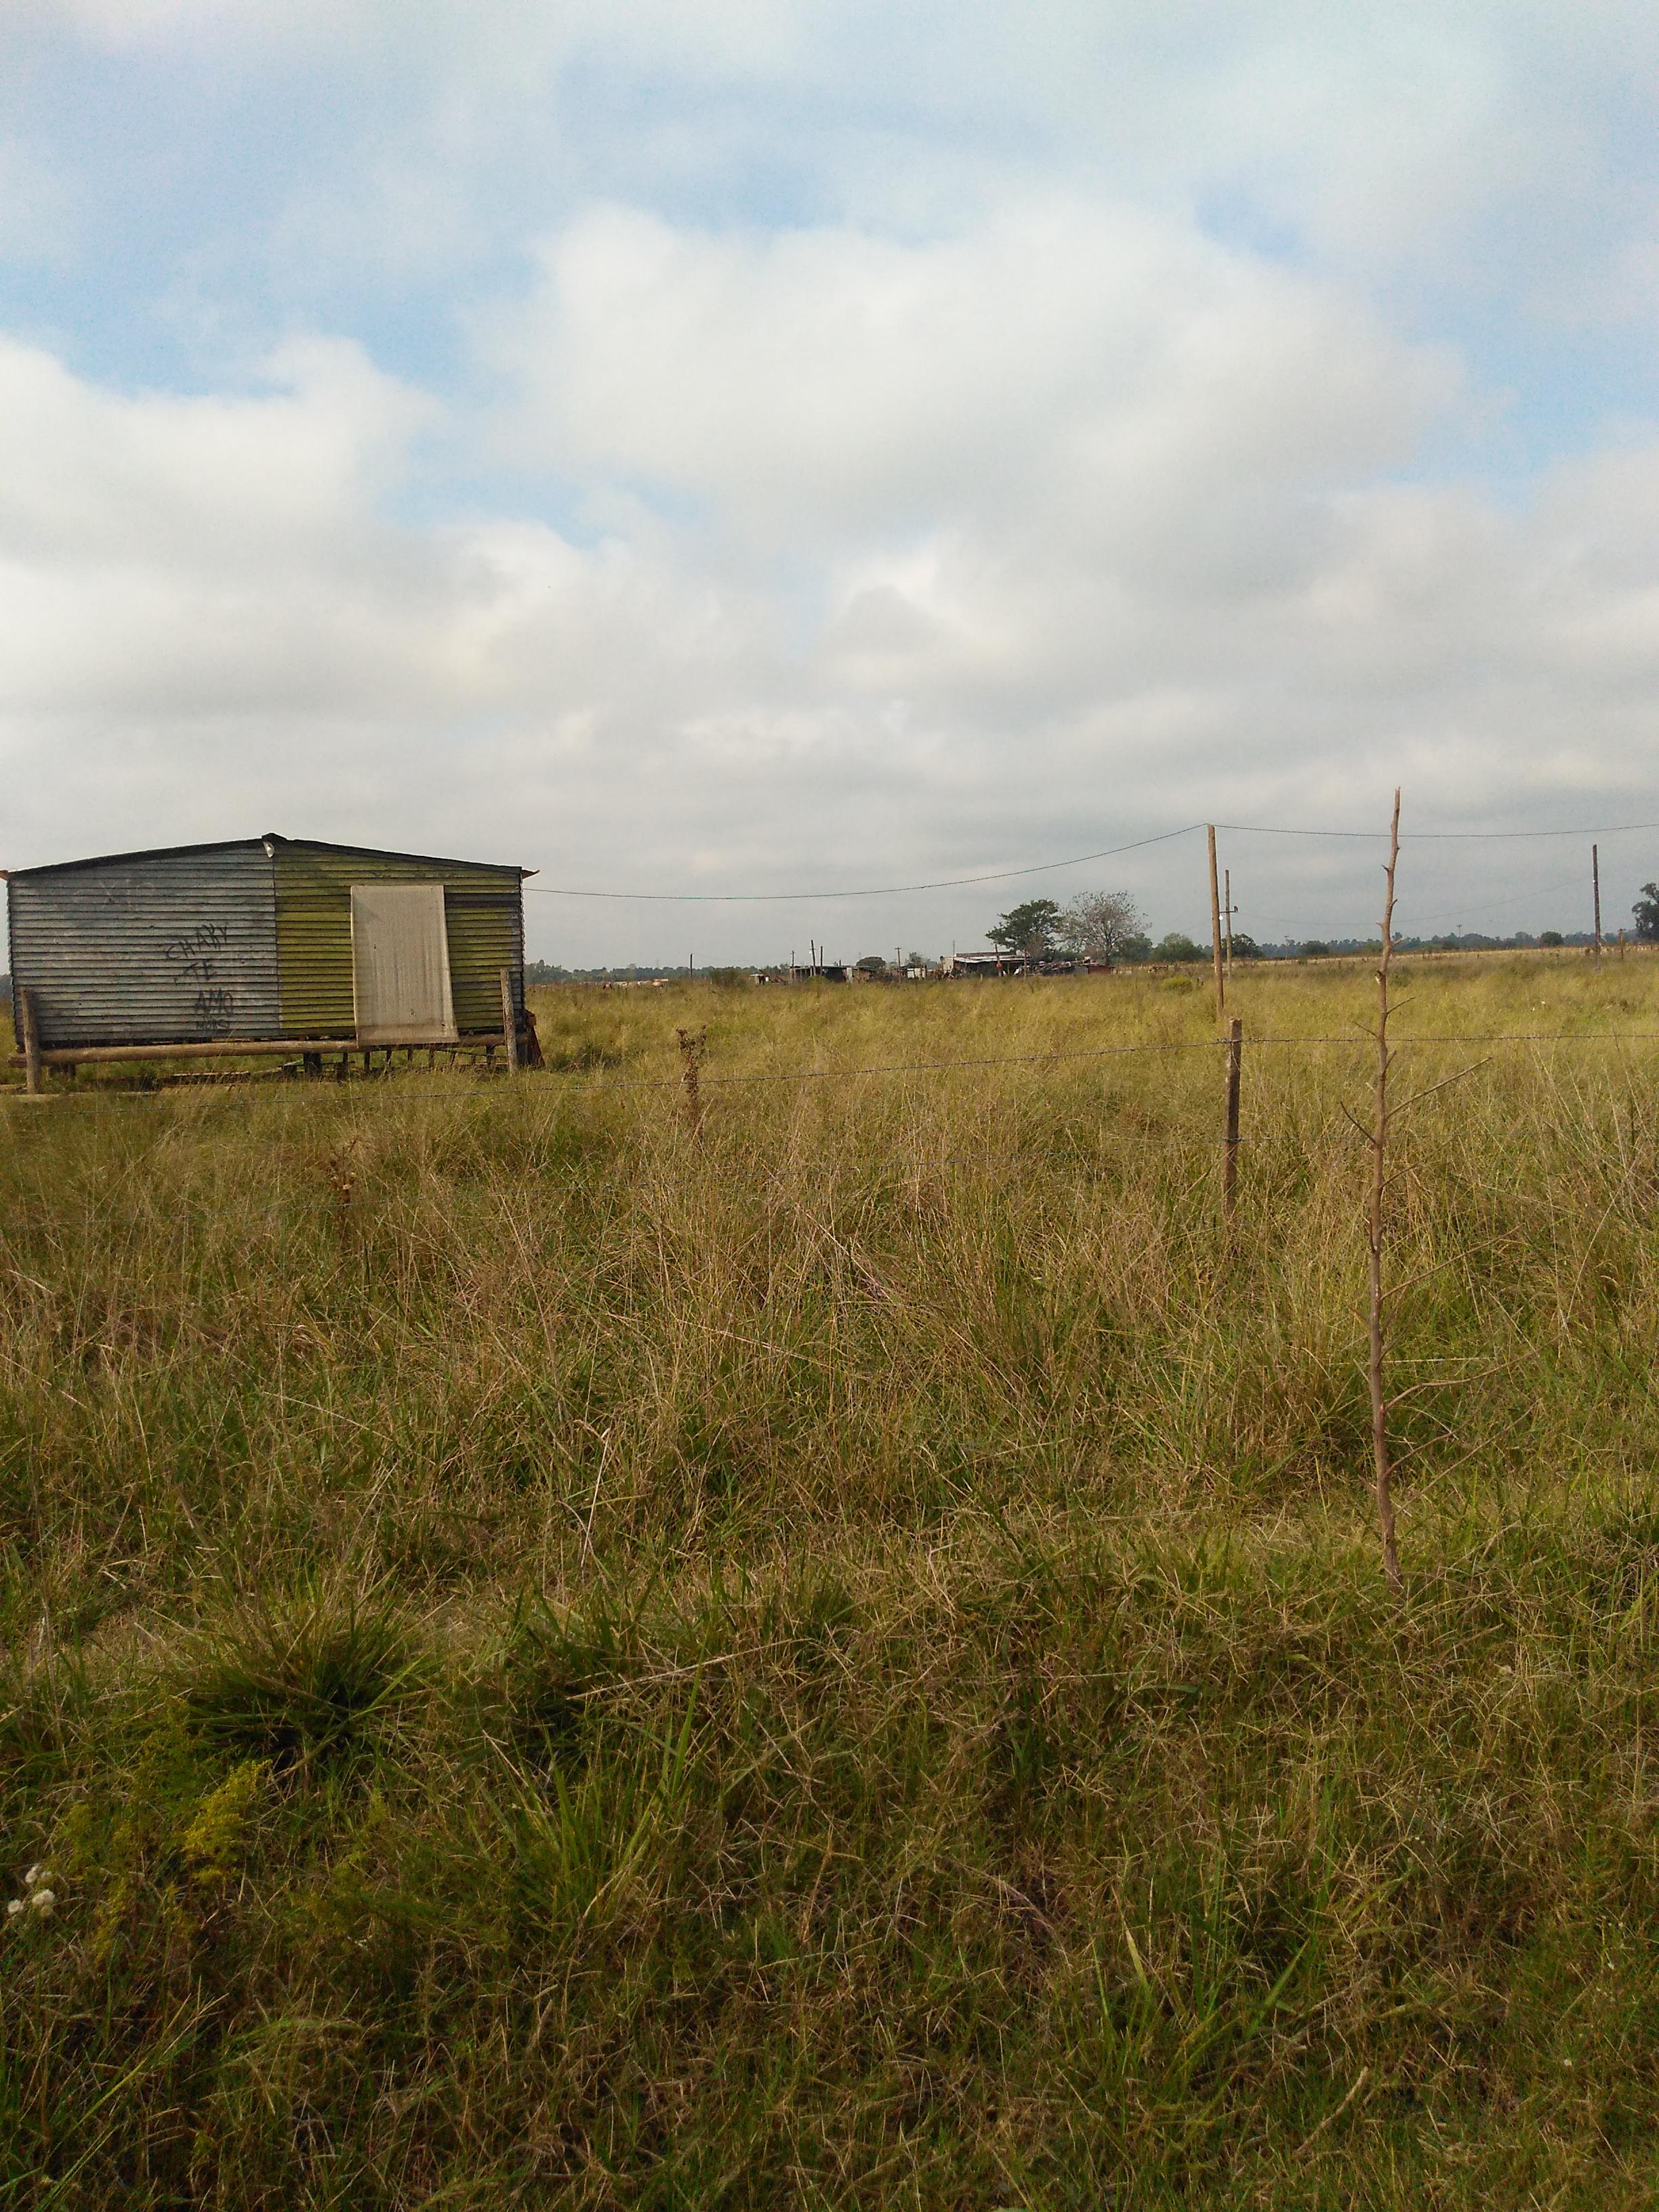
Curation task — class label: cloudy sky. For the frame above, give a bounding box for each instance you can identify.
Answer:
[3,1,1659,962]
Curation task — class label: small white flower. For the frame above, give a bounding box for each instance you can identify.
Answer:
[5,1899,22,1919]
[23,1866,48,1889]
[27,1889,54,1917]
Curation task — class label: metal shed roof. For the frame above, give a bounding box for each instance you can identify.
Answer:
[1,834,536,882]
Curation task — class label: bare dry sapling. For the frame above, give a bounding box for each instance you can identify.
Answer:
[1368,790,1404,1595]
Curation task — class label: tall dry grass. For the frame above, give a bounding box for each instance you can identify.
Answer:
[1,949,1657,2205]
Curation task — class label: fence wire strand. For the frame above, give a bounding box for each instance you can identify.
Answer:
[5,1024,1659,1104]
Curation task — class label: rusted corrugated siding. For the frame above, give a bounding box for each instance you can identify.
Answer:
[444,882,523,1032]
[271,842,523,1037]
[6,844,279,1048]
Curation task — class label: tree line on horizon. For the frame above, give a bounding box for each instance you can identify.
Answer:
[982,879,1659,968]
[516,880,1659,983]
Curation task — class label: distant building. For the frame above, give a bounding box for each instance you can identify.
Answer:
[945,951,1088,977]
[947,951,1031,976]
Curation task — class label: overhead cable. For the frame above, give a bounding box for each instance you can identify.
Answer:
[1214,818,1659,841]
[524,825,1202,901]
[523,813,1659,903]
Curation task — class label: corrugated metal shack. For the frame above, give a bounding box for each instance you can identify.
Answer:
[5,834,532,1078]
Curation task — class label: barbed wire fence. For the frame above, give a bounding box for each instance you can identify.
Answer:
[4,798,1658,1591]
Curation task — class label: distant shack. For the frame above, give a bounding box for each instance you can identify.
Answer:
[947,951,1089,977]
[4,834,533,1080]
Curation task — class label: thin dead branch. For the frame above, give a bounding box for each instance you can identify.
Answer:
[1390,1058,1492,1118]
[1369,789,1404,1597]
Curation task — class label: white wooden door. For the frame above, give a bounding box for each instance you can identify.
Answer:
[350,884,457,1044]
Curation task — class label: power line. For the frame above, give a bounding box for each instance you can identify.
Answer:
[524,814,1659,903]
[1215,818,1659,842]
[524,825,1202,901]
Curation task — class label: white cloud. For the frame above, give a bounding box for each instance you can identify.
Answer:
[495,199,1453,552]
[33,0,807,75]
[5,6,1659,957]
[22,1,1659,310]
[0,336,429,570]
[22,1,1659,312]
[3,194,1658,966]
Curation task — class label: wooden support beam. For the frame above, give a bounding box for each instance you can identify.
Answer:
[7,1033,510,1069]
[18,989,41,1096]
[499,968,519,1073]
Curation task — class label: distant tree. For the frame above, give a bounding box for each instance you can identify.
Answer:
[1634,884,1659,943]
[1300,940,1331,958]
[988,898,1063,958]
[1538,929,1565,948]
[855,954,888,976]
[1155,932,1205,963]
[1229,933,1263,961]
[1057,889,1145,966]
[905,951,929,970]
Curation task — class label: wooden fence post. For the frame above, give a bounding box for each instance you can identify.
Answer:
[499,968,519,1074]
[1223,1017,1242,1221]
[18,989,41,1097]
[676,1026,705,1129]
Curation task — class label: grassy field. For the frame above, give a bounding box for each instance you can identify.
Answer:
[3,949,1659,2207]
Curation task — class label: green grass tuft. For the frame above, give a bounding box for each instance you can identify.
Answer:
[182,1584,425,1774]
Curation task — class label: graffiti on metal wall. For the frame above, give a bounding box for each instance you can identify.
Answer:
[161,920,236,1031]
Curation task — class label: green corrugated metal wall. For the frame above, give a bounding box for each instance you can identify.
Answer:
[272,844,523,1038]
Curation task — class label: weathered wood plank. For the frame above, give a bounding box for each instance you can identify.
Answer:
[7,1034,509,1068]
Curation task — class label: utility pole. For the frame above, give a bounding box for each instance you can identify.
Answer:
[1207,825,1226,1027]
[1593,844,1603,958]
[1223,867,1235,978]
